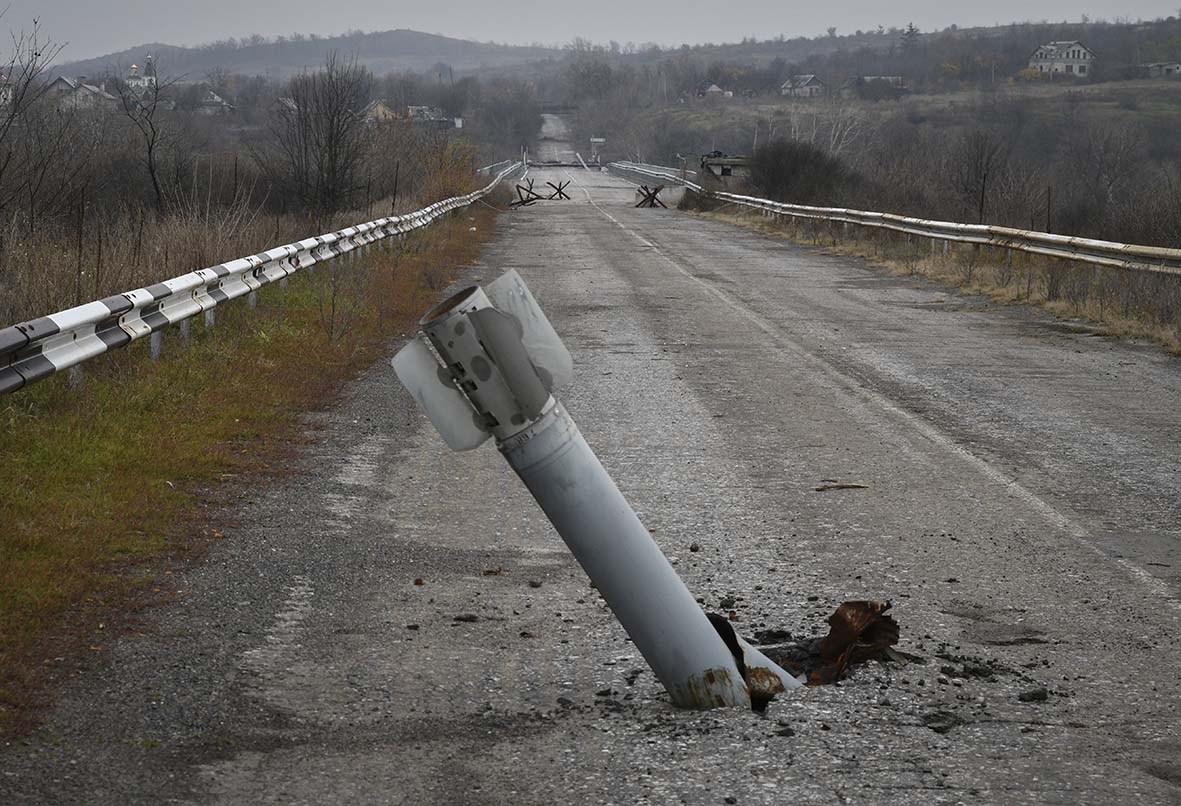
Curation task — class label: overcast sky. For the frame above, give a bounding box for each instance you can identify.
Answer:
[12,0,1179,63]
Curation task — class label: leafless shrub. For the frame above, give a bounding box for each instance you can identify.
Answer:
[1040,262,1063,301]
[959,245,979,285]
[1062,264,1092,312]
[315,260,369,342]
[995,249,1015,288]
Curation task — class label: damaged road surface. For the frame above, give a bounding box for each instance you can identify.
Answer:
[2,167,1180,805]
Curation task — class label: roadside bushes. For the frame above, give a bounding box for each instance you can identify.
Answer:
[749,139,855,205]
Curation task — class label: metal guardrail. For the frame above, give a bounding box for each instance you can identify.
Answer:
[0,162,522,395]
[477,160,514,176]
[609,162,1181,278]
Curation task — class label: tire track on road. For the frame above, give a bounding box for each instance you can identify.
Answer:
[565,170,1181,617]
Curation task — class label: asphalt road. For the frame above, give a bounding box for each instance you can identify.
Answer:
[2,166,1180,806]
[536,114,577,163]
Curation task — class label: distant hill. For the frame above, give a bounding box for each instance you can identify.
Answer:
[53,17,1178,87]
[53,29,562,81]
[624,19,1157,67]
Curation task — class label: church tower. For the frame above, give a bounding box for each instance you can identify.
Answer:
[127,55,158,93]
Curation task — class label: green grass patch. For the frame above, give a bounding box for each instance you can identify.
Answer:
[0,203,500,735]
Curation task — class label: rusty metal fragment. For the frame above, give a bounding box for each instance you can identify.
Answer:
[671,666,745,710]
[809,600,900,685]
[708,613,802,710]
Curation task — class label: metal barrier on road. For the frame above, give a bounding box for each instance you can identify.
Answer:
[0,163,523,395]
[609,161,1181,278]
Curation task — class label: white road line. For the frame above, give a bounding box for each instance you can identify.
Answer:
[565,170,1181,616]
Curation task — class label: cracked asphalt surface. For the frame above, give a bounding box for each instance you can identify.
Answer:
[2,163,1180,805]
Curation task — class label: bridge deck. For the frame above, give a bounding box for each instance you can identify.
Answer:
[4,167,1179,805]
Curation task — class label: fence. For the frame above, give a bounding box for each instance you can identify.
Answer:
[0,162,522,395]
[608,161,1181,278]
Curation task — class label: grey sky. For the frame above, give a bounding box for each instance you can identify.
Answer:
[12,0,1179,63]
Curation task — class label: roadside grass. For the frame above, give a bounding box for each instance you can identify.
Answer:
[0,200,501,736]
[699,206,1181,355]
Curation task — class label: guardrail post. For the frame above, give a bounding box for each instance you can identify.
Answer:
[943,239,950,256]
[150,331,163,360]
[204,309,215,328]
[248,291,258,309]
[180,319,190,343]
[69,365,84,389]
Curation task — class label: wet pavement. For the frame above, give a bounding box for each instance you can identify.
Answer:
[2,167,1179,805]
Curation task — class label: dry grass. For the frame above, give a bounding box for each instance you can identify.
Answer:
[0,195,502,737]
[0,166,480,328]
[703,207,1181,355]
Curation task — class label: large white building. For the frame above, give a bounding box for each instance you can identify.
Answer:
[1029,41,1095,77]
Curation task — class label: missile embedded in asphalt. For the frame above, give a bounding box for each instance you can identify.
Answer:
[392,270,798,709]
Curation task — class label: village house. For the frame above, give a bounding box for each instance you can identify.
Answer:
[45,76,118,111]
[361,99,398,123]
[195,88,233,115]
[405,104,462,129]
[862,75,906,87]
[1142,62,1181,78]
[780,75,825,98]
[695,80,727,98]
[1028,41,1095,77]
[841,75,907,99]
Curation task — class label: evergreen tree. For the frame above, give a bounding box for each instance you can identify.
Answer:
[901,22,921,51]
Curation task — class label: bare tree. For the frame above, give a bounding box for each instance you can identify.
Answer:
[13,102,104,233]
[0,20,65,218]
[950,129,1005,223]
[258,53,373,222]
[115,71,178,209]
[822,99,866,157]
[1067,121,1141,205]
[776,99,865,158]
